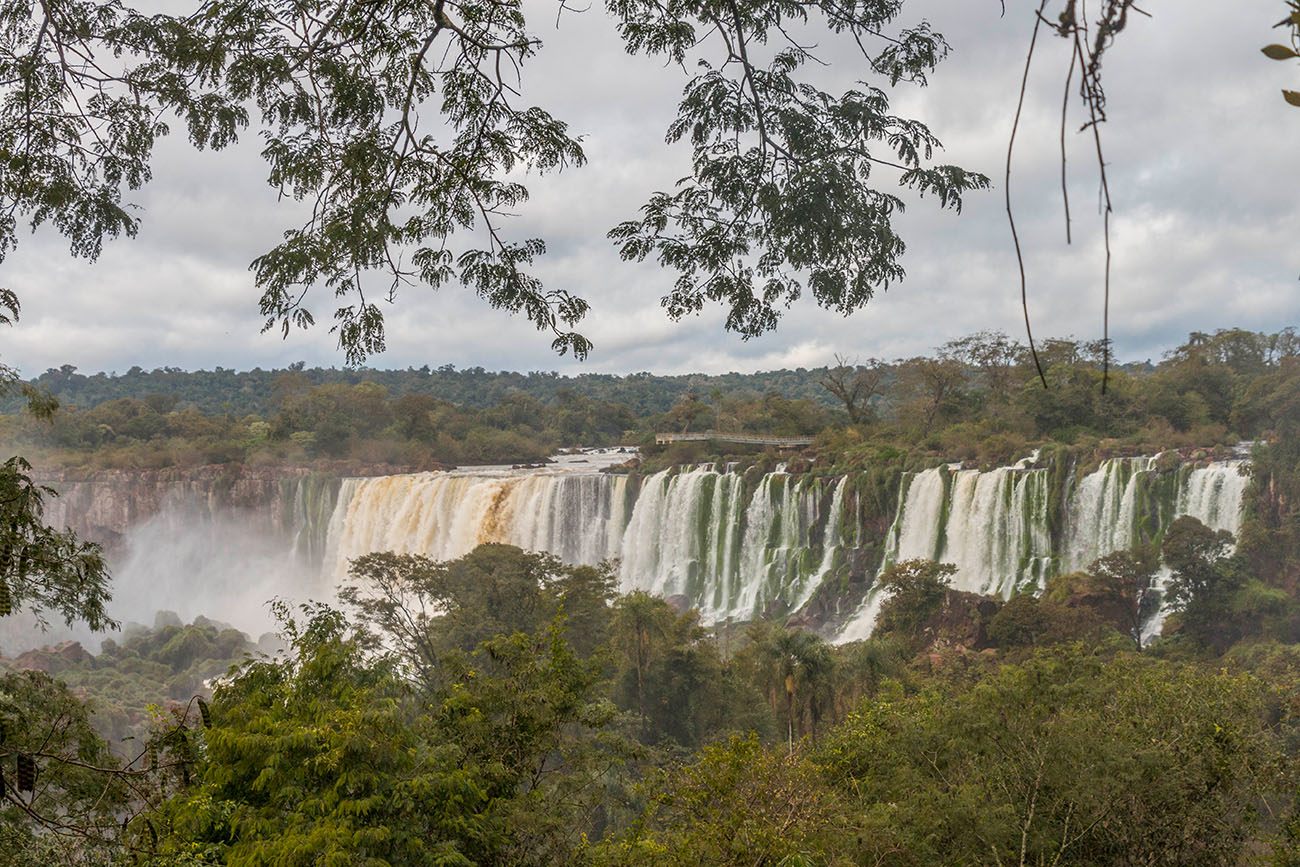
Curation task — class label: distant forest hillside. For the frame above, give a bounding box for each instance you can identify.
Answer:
[3,362,839,415]
[1,327,1290,472]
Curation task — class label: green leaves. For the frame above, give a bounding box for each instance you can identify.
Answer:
[817,648,1285,867]
[1267,1,1300,108]
[200,0,596,363]
[874,557,957,639]
[148,595,619,866]
[610,1,986,340]
[0,669,140,861]
[0,0,169,262]
[0,456,114,631]
[3,0,987,364]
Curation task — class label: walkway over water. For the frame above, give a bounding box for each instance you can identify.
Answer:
[654,430,814,447]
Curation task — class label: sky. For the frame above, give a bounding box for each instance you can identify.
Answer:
[2,0,1298,378]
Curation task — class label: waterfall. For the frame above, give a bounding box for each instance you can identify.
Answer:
[324,465,847,624]
[284,473,342,565]
[325,471,630,580]
[1062,457,1156,573]
[1138,460,1251,642]
[1178,460,1250,532]
[804,478,847,612]
[834,457,1249,642]
[310,452,1251,640]
[1063,457,1249,572]
[876,465,1051,597]
[880,468,946,566]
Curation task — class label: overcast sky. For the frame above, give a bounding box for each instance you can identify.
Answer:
[2,0,1297,377]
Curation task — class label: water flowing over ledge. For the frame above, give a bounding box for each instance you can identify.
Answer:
[835,457,1249,641]
[325,463,849,625]
[319,453,1250,639]
[17,452,1246,650]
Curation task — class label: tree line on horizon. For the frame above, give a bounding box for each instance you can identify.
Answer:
[0,326,1294,474]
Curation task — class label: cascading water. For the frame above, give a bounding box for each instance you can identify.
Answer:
[835,457,1250,642]
[1178,461,1250,533]
[1139,459,1251,642]
[880,468,946,565]
[876,464,1052,597]
[621,467,745,617]
[324,462,850,624]
[1063,457,1158,573]
[837,462,1052,643]
[47,452,1239,644]
[1063,457,1249,571]
[8,451,1253,653]
[325,470,630,576]
[284,472,342,565]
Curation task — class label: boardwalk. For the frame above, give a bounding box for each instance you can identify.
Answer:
[654,430,814,447]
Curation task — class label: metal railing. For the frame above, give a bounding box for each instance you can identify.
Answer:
[653,430,813,447]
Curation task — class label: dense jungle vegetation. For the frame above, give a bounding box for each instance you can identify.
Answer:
[5,324,1300,864]
[6,536,1300,865]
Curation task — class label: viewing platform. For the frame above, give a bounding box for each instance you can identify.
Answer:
[654,430,814,447]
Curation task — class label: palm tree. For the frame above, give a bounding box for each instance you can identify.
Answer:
[611,591,675,739]
[833,636,905,717]
[755,627,834,755]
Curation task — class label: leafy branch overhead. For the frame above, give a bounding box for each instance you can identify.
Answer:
[1263,1,1300,106]
[608,0,988,338]
[0,291,112,630]
[0,0,984,363]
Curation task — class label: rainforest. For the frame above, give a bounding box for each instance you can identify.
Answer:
[4,327,1300,865]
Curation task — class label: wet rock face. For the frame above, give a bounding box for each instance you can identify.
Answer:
[29,462,417,557]
[32,465,311,555]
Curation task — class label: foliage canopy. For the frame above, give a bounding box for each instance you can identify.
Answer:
[0,0,986,363]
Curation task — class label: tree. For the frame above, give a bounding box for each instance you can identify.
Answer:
[0,0,986,364]
[0,290,125,866]
[341,544,616,689]
[1237,358,1300,585]
[829,635,906,715]
[0,670,131,864]
[593,734,846,867]
[873,558,956,641]
[664,392,713,434]
[0,665,203,865]
[152,602,620,866]
[1162,515,1246,652]
[610,591,690,739]
[984,591,1056,649]
[1264,2,1300,107]
[818,648,1288,866]
[893,355,968,435]
[740,625,833,755]
[1081,546,1159,648]
[818,355,885,424]
[0,292,113,632]
[940,330,1024,406]
[0,455,113,630]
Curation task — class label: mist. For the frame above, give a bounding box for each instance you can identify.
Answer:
[0,499,331,656]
